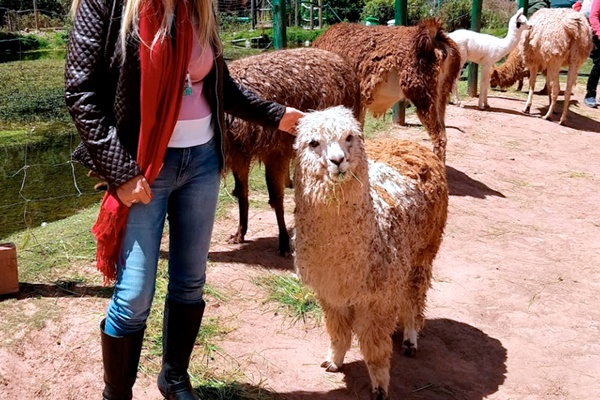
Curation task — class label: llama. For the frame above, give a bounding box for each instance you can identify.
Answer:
[448,8,530,109]
[225,48,361,255]
[313,19,461,164]
[520,8,592,124]
[293,106,448,400]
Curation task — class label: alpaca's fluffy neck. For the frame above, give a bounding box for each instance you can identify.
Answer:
[496,24,524,59]
[294,168,383,304]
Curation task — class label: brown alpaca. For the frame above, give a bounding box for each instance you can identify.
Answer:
[293,107,448,400]
[490,47,530,90]
[313,20,461,164]
[520,8,592,124]
[225,48,361,255]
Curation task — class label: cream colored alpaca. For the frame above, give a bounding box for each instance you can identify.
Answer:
[521,8,592,124]
[292,106,448,400]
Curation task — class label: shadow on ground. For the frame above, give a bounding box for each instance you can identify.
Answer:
[446,166,505,199]
[208,236,294,271]
[243,318,506,400]
[0,281,113,300]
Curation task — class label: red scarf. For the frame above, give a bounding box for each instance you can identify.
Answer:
[92,1,192,285]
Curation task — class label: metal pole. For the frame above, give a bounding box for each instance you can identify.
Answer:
[392,0,408,126]
[518,0,529,17]
[273,0,287,49]
[295,0,299,27]
[309,1,314,30]
[467,0,483,97]
[251,0,256,30]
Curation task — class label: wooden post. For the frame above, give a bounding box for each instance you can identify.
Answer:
[318,0,322,29]
[273,0,287,49]
[518,0,529,17]
[33,0,39,31]
[392,0,407,126]
[467,0,483,97]
[0,243,19,295]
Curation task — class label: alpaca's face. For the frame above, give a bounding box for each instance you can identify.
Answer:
[511,8,531,32]
[294,107,365,185]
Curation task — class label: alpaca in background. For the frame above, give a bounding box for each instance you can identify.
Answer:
[448,8,530,109]
[519,8,592,123]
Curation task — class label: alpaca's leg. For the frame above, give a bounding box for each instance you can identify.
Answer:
[398,262,433,357]
[228,161,251,244]
[264,155,291,255]
[320,302,353,372]
[478,65,491,110]
[414,101,446,164]
[523,68,539,114]
[559,66,579,125]
[543,66,561,121]
[354,307,395,400]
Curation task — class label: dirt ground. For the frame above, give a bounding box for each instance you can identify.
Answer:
[1,86,599,400]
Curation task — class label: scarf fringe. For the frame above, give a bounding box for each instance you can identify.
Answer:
[92,194,128,285]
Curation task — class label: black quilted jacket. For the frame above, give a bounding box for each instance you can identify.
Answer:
[65,0,285,189]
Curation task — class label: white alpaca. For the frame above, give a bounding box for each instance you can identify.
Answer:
[293,106,448,400]
[448,8,530,109]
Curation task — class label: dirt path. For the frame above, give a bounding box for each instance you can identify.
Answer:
[1,88,599,400]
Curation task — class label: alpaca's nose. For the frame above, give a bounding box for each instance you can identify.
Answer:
[329,155,345,166]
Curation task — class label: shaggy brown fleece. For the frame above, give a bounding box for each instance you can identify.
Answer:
[225,47,361,255]
[313,19,461,163]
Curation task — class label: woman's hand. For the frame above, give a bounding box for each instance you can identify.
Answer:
[278,107,305,136]
[116,175,152,207]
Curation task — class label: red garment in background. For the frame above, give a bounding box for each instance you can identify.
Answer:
[92,1,192,284]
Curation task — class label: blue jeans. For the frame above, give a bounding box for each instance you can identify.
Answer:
[104,139,220,337]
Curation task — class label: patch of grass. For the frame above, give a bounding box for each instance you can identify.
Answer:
[218,165,270,219]
[3,204,100,283]
[363,110,395,139]
[0,58,69,124]
[195,379,281,400]
[254,273,322,324]
[567,171,591,179]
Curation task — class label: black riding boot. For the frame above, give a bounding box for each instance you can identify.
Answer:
[100,319,145,400]
[157,299,205,400]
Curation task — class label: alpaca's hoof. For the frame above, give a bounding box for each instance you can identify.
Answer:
[543,114,553,121]
[321,360,341,372]
[371,387,387,400]
[522,107,531,114]
[402,340,417,358]
[559,118,567,126]
[227,233,244,245]
[277,242,291,257]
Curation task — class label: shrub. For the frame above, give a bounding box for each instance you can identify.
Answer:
[361,0,436,26]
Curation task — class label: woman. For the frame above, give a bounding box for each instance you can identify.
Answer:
[64,0,303,398]
[585,0,600,108]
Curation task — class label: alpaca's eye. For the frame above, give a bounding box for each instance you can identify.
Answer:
[516,21,521,28]
[309,140,319,148]
[346,135,353,143]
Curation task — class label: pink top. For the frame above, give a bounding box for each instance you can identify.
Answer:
[590,0,600,37]
[168,25,215,147]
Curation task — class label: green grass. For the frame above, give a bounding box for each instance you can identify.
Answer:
[254,273,322,324]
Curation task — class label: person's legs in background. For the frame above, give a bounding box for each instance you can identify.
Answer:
[585,35,600,108]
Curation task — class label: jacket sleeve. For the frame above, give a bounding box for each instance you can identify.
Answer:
[221,60,286,130]
[64,0,141,189]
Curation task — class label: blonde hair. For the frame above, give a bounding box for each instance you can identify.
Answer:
[71,0,222,57]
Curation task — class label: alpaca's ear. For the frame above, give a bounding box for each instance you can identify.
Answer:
[516,8,524,18]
